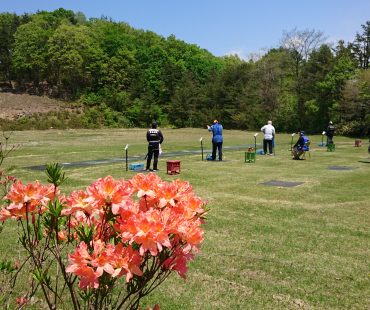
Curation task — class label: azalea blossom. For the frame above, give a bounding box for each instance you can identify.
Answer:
[86,176,133,214]
[156,182,179,209]
[3,173,206,296]
[163,246,195,279]
[66,240,143,289]
[130,173,161,198]
[62,190,95,216]
[1,180,55,220]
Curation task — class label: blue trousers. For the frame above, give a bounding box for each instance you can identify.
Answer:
[212,142,223,160]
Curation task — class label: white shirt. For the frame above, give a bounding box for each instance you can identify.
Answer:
[261,124,275,140]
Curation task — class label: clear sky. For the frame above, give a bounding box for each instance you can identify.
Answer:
[1,0,369,59]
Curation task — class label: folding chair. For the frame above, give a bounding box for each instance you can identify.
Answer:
[302,141,311,159]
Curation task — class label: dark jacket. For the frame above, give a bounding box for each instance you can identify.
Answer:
[146,128,164,150]
[326,124,335,138]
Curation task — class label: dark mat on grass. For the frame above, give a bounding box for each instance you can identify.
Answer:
[328,166,356,171]
[261,180,304,187]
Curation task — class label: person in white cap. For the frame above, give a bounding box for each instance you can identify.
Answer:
[261,120,275,155]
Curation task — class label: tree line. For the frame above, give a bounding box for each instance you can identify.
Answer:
[0,8,369,136]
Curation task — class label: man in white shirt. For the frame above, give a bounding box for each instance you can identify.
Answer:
[261,120,275,155]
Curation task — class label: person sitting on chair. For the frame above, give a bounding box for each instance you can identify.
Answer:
[292,131,310,160]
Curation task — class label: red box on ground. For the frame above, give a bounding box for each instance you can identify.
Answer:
[166,160,181,175]
[355,140,362,147]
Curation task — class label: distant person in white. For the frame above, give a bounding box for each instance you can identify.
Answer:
[261,120,275,155]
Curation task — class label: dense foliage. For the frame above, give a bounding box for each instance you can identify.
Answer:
[0,9,369,135]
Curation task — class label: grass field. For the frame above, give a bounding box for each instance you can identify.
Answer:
[1,128,369,309]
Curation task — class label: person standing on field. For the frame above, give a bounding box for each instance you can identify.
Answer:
[261,120,275,155]
[146,121,164,172]
[207,120,223,161]
[326,121,335,145]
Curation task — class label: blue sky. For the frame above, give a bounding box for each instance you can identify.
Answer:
[1,0,369,59]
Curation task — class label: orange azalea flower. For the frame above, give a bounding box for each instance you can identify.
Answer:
[66,242,91,268]
[7,172,206,290]
[110,243,143,281]
[66,241,103,289]
[67,240,143,288]
[3,180,53,220]
[163,246,195,279]
[74,265,102,289]
[0,208,12,221]
[86,176,132,214]
[63,190,95,216]
[117,209,171,256]
[171,179,193,195]
[91,241,116,276]
[163,211,203,250]
[138,194,159,211]
[130,173,161,199]
[176,195,205,220]
[156,182,179,209]
[135,212,171,256]
[182,220,204,249]
[5,180,43,204]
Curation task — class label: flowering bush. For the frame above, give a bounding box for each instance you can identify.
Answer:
[0,164,206,309]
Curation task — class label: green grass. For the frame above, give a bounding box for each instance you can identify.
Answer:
[1,128,369,309]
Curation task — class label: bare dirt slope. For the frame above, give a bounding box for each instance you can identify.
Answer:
[0,92,69,120]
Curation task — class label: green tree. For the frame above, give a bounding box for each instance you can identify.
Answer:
[280,28,327,128]
[317,54,356,122]
[47,23,97,97]
[166,73,201,127]
[333,70,370,136]
[12,14,53,87]
[0,13,22,82]
[350,21,370,69]
[300,44,335,131]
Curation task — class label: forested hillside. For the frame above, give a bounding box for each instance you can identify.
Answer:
[0,8,369,135]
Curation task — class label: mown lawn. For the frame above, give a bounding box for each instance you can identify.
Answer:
[1,128,369,309]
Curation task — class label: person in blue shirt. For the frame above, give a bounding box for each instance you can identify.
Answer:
[207,120,223,161]
[292,131,310,160]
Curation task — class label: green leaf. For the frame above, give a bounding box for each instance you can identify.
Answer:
[45,162,67,187]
